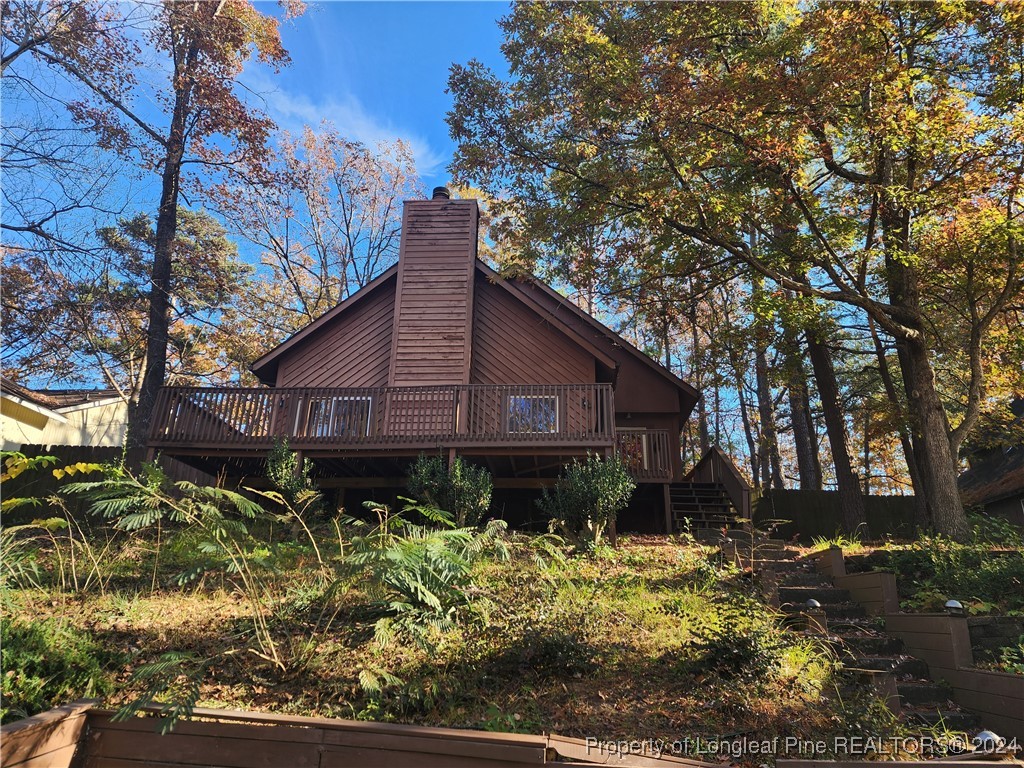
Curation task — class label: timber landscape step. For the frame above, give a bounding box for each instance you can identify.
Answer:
[775,571,834,586]
[781,601,867,619]
[778,585,852,604]
[897,681,952,706]
[831,633,905,655]
[903,708,978,730]
[725,539,988,737]
[850,655,931,678]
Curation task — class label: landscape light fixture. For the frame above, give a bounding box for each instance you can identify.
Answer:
[944,599,965,617]
[972,731,1004,752]
[806,599,821,610]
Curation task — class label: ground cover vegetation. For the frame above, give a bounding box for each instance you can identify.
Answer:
[1,451,938,756]
[810,517,1024,617]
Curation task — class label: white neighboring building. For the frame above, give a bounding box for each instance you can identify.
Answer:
[1,377,128,451]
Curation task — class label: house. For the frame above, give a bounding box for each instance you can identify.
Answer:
[148,189,749,531]
[1,377,128,451]
[958,398,1024,527]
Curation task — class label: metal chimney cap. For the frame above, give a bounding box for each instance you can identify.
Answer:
[432,186,451,200]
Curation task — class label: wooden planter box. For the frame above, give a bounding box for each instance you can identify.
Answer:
[1,702,714,768]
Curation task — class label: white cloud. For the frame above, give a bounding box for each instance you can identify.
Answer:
[241,67,446,177]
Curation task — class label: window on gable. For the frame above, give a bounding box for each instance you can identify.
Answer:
[507,395,558,434]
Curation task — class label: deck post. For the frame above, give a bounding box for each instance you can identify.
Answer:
[663,483,673,534]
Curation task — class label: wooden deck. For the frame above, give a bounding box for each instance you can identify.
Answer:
[151,384,616,454]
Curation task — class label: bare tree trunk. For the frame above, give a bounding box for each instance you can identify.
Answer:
[124,43,197,463]
[805,331,869,536]
[862,410,871,495]
[689,304,711,456]
[899,335,970,540]
[879,176,970,540]
[869,317,931,528]
[784,332,822,490]
[755,343,785,490]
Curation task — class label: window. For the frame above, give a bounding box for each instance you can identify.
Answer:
[302,396,372,438]
[507,395,558,434]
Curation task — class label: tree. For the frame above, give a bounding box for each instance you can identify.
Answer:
[2,2,146,258]
[448,2,1024,540]
[2,209,252,402]
[212,125,419,338]
[6,0,302,457]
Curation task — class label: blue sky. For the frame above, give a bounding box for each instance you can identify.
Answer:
[243,1,510,187]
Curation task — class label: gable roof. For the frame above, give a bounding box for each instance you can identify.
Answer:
[479,262,700,403]
[1,376,123,421]
[959,446,1024,506]
[251,257,700,408]
[251,267,398,385]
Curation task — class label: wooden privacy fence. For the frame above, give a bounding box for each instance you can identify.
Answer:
[1,703,716,768]
[150,384,615,453]
[755,490,918,539]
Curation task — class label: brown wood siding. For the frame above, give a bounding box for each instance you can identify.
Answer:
[389,201,477,386]
[276,279,395,388]
[471,274,595,386]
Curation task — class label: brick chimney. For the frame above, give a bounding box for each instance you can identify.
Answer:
[387,189,478,386]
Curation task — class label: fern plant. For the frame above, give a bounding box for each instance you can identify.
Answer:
[338,498,507,650]
[112,651,220,734]
[65,465,289,668]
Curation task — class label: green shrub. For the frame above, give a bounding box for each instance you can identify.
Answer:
[266,440,325,518]
[1,618,113,723]
[887,537,1024,614]
[537,454,636,551]
[683,599,787,682]
[407,454,492,527]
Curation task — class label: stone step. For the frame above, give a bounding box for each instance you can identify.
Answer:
[778,586,852,604]
[897,681,951,706]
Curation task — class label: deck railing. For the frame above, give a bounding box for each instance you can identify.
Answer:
[615,428,674,481]
[149,384,615,452]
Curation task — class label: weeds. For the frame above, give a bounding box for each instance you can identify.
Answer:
[1,618,114,723]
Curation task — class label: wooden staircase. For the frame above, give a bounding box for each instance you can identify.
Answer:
[669,482,739,530]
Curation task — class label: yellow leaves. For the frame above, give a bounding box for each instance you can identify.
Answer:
[52,462,104,480]
[1,454,31,483]
[1,453,56,483]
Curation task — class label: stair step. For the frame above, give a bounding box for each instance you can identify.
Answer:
[782,602,867,619]
[833,634,905,655]
[778,586,852,604]
[903,708,977,730]
[851,656,931,678]
[777,572,834,587]
[897,681,951,706]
